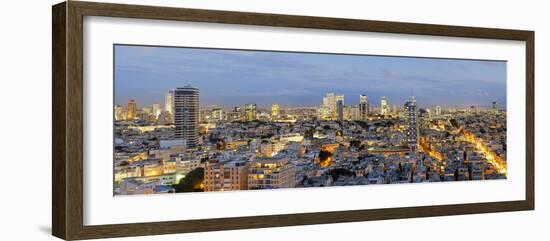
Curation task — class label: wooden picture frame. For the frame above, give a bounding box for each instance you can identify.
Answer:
[52,1,534,240]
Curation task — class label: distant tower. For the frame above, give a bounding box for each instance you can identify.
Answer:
[164,90,174,115]
[271,103,280,121]
[245,104,257,121]
[325,93,336,117]
[335,95,344,105]
[174,86,199,149]
[359,95,368,120]
[404,96,418,155]
[470,106,476,114]
[114,105,124,121]
[335,95,344,119]
[319,100,330,120]
[492,101,498,116]
[336,99,344,121]
[380,96,388,116]
[126,100,137,120]
[435,105,442,116]
[152,103,161,118]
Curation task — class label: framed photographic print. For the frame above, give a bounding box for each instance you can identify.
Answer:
[52,1,534,240]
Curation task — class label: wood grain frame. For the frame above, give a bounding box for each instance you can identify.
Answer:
[52,1,535,240]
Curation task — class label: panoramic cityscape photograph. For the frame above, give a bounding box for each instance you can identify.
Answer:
[113,44,507,195]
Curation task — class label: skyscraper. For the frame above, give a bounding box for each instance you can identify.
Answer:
[114,105,124,121]
[245,104,257,121]
[271,103,280,121]
[435,105,442,116]
[336,99,344,121]
[319,93,345,120]
[359,95,368,120]
[404,96,418,154]
[335,95,344,120]
[126,100,137,120]
[325,93,335,114]
[380,96,388,116]
[319,102,330,120]
[492,101,498,115]
[174,86,199,149]
[151,103,161,118]
[164,90,174,115]
[335,95,344,106]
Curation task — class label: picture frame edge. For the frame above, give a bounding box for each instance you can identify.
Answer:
[51,1,536,240]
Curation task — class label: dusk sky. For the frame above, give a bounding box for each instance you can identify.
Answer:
[114,45,506,109]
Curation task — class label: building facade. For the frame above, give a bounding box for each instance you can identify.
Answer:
[336,99,344,121]
[404,96,418,154]
[204,160,250,192]
[245,103,257,121]
[248,157,296,189]
[164,90,174,115]
[271,103,280,121]
[380,96,388,116]
[174,86,200,149]
[126,99,137,120]
[359,94,368,120]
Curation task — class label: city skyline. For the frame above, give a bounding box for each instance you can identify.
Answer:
[114,45,507,108]
[113,45,507,195]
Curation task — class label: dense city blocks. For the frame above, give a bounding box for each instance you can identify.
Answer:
[113,45,506,195]
[114,91,506,195]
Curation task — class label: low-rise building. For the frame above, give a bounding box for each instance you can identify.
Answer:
[248,156,296,189]
[204,160,249,191]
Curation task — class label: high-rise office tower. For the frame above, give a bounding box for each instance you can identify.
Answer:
[245,104,257,121]
[271,103,280,121]
[164,90,174,115]
[319,101,330,120]
[380,96,388,116]
[320,93,344,120]
[435,105,442,116]
[325,93,336,117]
[114,105,124,121]
[152,103,161,118]
[335,95,344,119]
[174,86,199,149]
[336,99,344,121]
[335,95,344,105]
[126,100,137,120]
[359,95,368,120]
[404,96,418,155]
[346,105,360,120]
[492,101,498,115]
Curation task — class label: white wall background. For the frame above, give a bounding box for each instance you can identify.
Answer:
[0,0,546,240]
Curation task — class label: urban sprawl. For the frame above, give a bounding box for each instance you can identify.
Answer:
[114,86,507,195]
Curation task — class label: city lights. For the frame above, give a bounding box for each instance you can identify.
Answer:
[114,89,507,195]
[113,45,507,195]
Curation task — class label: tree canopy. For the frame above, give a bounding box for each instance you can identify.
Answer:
[173,167,204,193]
